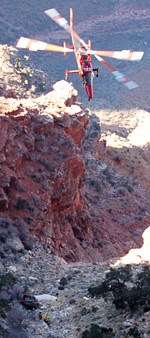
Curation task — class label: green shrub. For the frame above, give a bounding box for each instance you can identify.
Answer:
[88,265,150,313]
[88,266,132,299]
[16,197,32,211]
[128,326,141,337]
[0,273,16,290]
[0,273,16,318]
[82,324,115,338]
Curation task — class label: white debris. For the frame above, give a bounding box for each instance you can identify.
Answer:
[35,294,57,303]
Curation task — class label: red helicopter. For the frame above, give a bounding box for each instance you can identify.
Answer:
[16,8,144,101]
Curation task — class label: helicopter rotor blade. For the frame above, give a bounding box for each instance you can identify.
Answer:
[88,50,144,61]
[45,9,144,60]
[95,54,138,89]
[16,37,73,53]
[45,8,70,30]
[45,8,88,49]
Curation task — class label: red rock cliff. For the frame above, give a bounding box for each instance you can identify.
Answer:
[0,45,149,264]
[0,78,97,261]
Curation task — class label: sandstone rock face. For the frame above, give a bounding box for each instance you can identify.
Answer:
[0,45,150,264]
[0,79,93,262]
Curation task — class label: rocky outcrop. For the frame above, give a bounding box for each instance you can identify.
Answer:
[0,78,96,262]
[0,44,46,99]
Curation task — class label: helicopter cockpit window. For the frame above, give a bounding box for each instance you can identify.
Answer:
[82,54,87,60]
